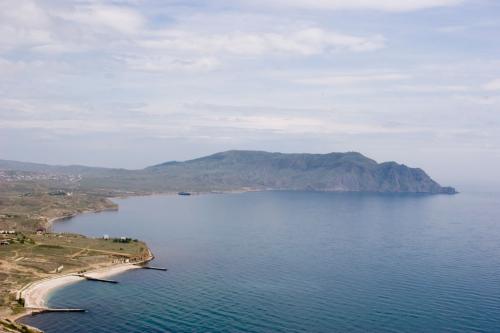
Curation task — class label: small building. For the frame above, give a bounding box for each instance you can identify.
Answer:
[113,236,131,243]
[0,240,9,246]
[48,190,68,196]
[36,227,46,235]
[103,234,110,240]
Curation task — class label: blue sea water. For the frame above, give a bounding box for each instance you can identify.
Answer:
[21,191,500,332]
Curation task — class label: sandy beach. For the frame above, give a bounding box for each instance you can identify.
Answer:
[14,209,154,314]
[19,263,144,310]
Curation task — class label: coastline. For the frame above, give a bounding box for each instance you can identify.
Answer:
[6,198,154,330]
[20,263,145,309]
[45,205,119,230]
[13,251,153,323]
[7,189,324,331]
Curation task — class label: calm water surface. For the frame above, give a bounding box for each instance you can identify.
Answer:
[22,191,500,332]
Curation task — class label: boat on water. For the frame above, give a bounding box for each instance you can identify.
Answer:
[177,192,192,196]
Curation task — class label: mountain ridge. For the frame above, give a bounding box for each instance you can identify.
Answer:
[0,150,456,194]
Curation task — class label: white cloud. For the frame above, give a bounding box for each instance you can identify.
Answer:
[0,98,37,114]
[0,111,429,136]
[393,84,470,93]
[204,115,422,135]
[120,55,220,72]
[453,95,498,105]
[240,0,464,12]
[0,58,32,74]
[294,73,409,85]
[0,119,121,133]
[0,1,50,27]
[437,25,467,33]
[0,1,145,54]
[0,24,53,53]
[55,4,146,35]
[0,1,385,73]
[483,79,500,91]
[140,28,385,56]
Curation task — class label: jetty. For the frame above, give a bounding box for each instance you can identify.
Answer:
[28,307,86,314]
[135,264,168,271]
[76,274,118,283]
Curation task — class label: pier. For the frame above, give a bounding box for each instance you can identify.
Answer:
[28,307,86,314]
[76,274,118,283]
[136,265,168,271]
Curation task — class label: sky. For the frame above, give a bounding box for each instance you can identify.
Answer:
[0,0,499,187]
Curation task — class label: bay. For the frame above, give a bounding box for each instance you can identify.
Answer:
[22,191,500,332]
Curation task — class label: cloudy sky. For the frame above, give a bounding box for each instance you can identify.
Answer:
[1,0,499,187]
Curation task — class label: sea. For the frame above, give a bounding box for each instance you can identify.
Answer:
[21,190,500,332]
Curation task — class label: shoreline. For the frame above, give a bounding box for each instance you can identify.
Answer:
[7,190,231,330]
[4,189,457,332]
[13,251,153,324]
[45,206,119,230]
[8,195,154,329]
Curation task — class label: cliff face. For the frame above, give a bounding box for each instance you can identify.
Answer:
[147,151,456,194]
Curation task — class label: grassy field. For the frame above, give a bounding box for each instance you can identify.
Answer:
[0,232,149,317]
[0,179,150,332]
[0,180,117,232]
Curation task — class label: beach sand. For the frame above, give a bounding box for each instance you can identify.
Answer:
[20,263,142,309]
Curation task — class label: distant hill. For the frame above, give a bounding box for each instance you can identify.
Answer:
[0,151,456,194]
